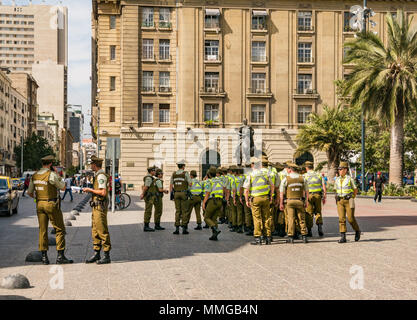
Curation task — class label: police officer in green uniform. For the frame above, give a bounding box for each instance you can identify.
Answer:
[202,167,225,240]
[188,170,204,230]
[335,161,361,243]
[279,162,309,244]
[234,166,245,234]
[83,155,111,264]
[304,161,326,237]
[28,155,73,265]
[140,166,158,232]
[170,160,192,235]
[154,169,169,230]
[243,163,253,236]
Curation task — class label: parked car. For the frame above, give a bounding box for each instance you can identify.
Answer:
[0,176,19,217]
[11,178,22,190]
[19,177,26,190]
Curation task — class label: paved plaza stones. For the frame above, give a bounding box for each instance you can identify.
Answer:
[0,191,417,300]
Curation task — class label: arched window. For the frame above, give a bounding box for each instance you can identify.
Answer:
[295,152,313,166]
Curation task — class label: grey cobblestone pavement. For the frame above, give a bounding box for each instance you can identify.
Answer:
[0,191,416,300]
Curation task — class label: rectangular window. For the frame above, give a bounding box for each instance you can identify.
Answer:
[142,71,154,92]
[109,107,115,122]
[110,76,116,91]
[204,104,219,122]
[159,8,171,28]
[204,72,219,92]
[251,105,265,123]
[142,7,154,27]
[344,12,355,32]
[252,11,267,30]
[205,9,220,29]
[159,39,170,60]
[298,105,312,123]
[142,104,153,123]
[159,71,170,91]
[110,15,116,29]
[204,40,219,61]
[251,73,266,93]
[298,42,312,62]
[297,74,312,94]
[142,39,154,60]
[251,41,266,62]
[298,11,312,31]
[159,104,170,123]
[110,45,116,60]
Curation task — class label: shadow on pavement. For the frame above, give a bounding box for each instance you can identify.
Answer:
[0,295,32,300]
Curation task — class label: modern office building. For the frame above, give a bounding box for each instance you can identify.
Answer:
[92,0,417,189]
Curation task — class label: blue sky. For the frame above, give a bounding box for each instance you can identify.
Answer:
[2,0,92,137]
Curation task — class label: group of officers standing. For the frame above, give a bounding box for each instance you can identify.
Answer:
[141,156,362,245]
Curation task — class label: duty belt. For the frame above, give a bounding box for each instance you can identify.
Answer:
[38,198,58,202]
[310,192,322,195]
[287,198,303,200]
[336,194,353,201]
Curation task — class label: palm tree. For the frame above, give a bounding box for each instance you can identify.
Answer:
[342,10,417,185]
[296,105,359,181]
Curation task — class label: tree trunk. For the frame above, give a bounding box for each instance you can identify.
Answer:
[326,151,339,183]
[389,107,405,186]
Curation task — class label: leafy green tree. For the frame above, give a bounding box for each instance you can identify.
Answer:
[66,166,79,177]
[296,105,360,181]
[14,134,55,173]
[342,10,417,185]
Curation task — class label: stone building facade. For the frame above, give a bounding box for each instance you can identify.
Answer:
[92,0,417,190]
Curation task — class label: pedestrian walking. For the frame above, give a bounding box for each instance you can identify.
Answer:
[22,174,30,197]
[27,155,73,265]
[61,176,73,201]
[373,171,385,203]
[83,155,111,264]
[335,161,361,243]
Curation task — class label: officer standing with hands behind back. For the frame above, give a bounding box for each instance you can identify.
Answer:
[28,155,73,265]
[83,155,112,264]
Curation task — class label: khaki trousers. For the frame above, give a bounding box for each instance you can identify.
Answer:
[204,198,222,228]
[337,199,360,233]
[306,193,323,229]
[286,200,307,237]
[187,195,202,224]
[36,200,65,251]
[144,196,156,224]
[92,206,111,252]
[234,196,244,227]
[174,191,189,227]
[154,196,163,224]
[251,195,272,237]
[244,199,253,228]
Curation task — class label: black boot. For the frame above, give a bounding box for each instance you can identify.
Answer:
[96,251,111,264]
[272,229,279,236]
[251,237,262,245]
[56,250,74,264]
[41,251,49,265]
[338,232,347,243]
[228,222,233,229]
[302,235,309,243]
[307,228,313,237]
[355,231,361,242]
[230,226,237,232]
[243,226,249,233]
[194,224,202,230]
[209,227,221,241]
[294,231,300,240]
[86,250,100,264]
[318,224,324,237]
[144,223,155,232]
[203,223,209,229]
[265,236,272,245]
[154,223,165,230]
[237,226,243,234]
[287,236,294,244]
[245,228,254,236]
[173,226,180,235]
[182,225,189,235]
[218,218,225,224]
[278,225,286,237]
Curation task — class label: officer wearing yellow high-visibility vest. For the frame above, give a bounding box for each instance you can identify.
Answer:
[267,161,280,236]
[233,166,245,233]
[279,162,309,243]
[202,167,227,240]
[140,166,158,232]
[187,170,204,230]
[335,161,361,243]
[28,155,73,265]
[202,173,211,229]
[217,167,227,224]
[303,161,326,237]
[170,160,192,235]
[228,166,238,232]
[244,155,274,245]
[243,163,253,236]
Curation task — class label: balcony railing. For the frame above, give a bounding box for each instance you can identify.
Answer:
[251,56,268,63]
[204,21,220,29]
[142,21,155,28]
[142,86,155,93]
[158,54,172,62]
[158,21,172,29]
[298,56,314,63]
[247,87,273,98]
[296,88,316,95]
[199,87,226,97]
[204,54,221,63]
[298,25,314,32]
[142,54,156,61]
[251,23,267,31]
[158,86,172,93]
[343,25,355,32]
